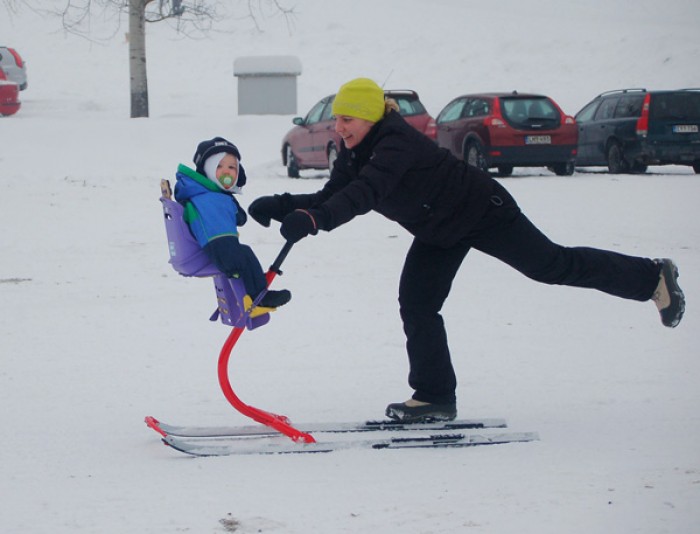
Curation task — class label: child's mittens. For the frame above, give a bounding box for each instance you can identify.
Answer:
[231,196,247,226]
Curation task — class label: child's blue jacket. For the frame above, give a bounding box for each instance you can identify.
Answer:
[173,164,240,247]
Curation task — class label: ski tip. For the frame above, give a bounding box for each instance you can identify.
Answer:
[145,416,168,438]
[162,437,201,456]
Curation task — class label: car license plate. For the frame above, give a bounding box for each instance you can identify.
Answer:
[672,124,699,133]
[525,135,551,144]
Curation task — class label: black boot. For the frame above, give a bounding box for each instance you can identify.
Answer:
[259,289,292,308]
[652,259,685,328]
[385,399,457,422]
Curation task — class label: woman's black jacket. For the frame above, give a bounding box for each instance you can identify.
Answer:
[285,110,497,249]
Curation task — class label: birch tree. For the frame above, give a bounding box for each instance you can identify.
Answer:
[7,0,294,118]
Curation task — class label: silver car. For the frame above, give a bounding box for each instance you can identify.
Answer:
[0,46,27,91]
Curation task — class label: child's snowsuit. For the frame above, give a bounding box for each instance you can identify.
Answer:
[174,164,267,298]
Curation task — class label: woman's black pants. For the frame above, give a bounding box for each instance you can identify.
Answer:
[398,182,661,404]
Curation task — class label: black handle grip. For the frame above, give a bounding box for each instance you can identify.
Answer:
[269,241,294,274]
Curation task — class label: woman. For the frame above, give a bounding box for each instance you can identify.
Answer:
[249,78,685,423]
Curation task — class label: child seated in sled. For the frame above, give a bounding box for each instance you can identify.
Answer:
[174,137,291,309]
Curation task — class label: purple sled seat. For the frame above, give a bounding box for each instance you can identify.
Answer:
[160,191,270,330]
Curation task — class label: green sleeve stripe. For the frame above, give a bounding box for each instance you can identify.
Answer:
[182,202,199,224]
[178,164,219,192]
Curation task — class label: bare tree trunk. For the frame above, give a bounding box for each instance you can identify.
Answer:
[129,0,150,118]
[42,0,294,118]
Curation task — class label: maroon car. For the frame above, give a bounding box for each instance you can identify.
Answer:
[281,90,436,178]
[0,68,21,116]
[435,92,578,176]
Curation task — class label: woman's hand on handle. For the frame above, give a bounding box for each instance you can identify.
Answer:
[280,210,319,243]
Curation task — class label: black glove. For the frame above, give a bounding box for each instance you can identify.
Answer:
[231,196,247,226]
[280,210,319,243]
[249,195,289,227]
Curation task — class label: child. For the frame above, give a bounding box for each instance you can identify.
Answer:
[174,137,291,308]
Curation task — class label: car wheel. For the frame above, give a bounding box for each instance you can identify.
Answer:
[552,161,575,176]
[606,142,629,174]
[286,145,300,178]
[495,165,513,177]
[630,161,648,174]
[465,142,488,172]
[327,145,338,174]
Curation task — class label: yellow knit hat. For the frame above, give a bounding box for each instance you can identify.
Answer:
[331,78,385,123]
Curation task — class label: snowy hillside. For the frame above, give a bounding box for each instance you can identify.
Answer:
[1,1,698,533]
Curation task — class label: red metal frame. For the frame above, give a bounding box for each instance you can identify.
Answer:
[215,248,316,444]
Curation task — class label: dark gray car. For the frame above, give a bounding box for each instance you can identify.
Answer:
[575,88,700,174]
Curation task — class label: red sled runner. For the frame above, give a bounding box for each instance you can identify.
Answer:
[147,180,314,444]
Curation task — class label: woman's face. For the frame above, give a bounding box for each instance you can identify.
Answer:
[334,115,374,149]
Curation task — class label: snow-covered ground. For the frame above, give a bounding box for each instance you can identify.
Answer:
[1,1,698,532]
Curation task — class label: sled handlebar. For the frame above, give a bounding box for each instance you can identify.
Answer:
[269,240,294,275]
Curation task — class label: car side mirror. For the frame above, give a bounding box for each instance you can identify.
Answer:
[292,117,304,126]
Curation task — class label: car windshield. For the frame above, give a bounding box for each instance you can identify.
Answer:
[650,92,700,120]
[304,98,331,125]
[391,95,427,116]
[501,97,560,128]
[437,99,467,123]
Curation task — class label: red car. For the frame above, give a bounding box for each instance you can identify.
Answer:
[435,92,578,176]
[281,90,436,177]
[0,68,21,116]
[0,46,28,90]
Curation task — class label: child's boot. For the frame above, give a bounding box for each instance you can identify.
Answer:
[259,289,291,308]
